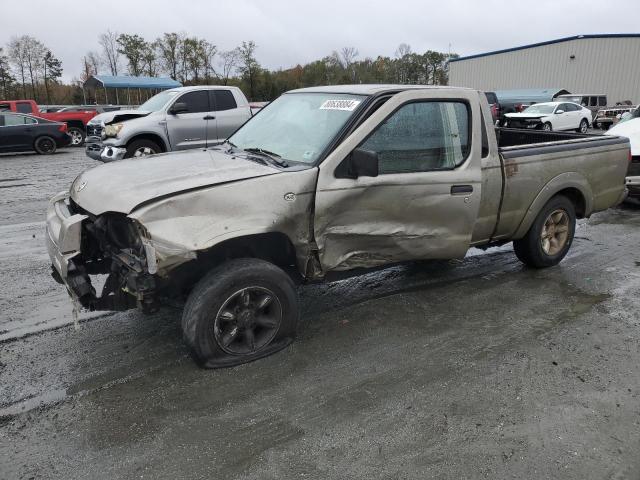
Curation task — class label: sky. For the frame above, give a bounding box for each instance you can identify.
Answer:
[1,0,639,82]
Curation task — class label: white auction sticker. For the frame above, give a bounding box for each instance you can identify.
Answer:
[319,99,361,111]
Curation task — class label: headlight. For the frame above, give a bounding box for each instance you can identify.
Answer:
[104,123,124,138]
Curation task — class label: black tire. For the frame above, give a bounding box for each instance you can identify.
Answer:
[34,136,57,154]
[576,119,589,133]
[124,139,161,159]
[67,127,85,146]
[542,122,553,131]
[513,195,576,268]
[182,258,299,368]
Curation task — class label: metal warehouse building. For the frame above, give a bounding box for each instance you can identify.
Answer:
[449,34,640,104]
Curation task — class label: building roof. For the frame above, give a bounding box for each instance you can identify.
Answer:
[84,75,182,89]
[450,34,640,63]
[495,88,570,104]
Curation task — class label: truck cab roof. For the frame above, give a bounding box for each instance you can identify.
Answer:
[286,84,474,96]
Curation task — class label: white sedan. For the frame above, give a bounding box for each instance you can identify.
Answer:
[606,117,640,201]
[505,101,592,132]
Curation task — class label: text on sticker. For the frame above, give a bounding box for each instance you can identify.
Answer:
[319,99,361,111]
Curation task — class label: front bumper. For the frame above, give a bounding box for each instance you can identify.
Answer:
[46,192,87,282]
[85,142,127,162]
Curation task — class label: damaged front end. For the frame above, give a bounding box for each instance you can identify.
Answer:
[46,192,158,314]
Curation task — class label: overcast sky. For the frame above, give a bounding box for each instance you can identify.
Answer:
[1,0,639,82]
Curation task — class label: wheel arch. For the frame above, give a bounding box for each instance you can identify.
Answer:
[126,133,167,152]
[512,173,592,239]
[65,120,85,130]
[156,231,303,298]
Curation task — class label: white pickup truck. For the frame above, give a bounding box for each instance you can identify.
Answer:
[47,85,629,368]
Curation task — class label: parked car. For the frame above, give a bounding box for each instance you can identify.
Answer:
[84,86,252,161]
[593,104,637,130]
[555,94,607,120]
[0,112,71,154]
[484,91,502,124]
[606,117,640,201]
[504,101,591,132]
[0,99,97,146]
[495,88,570,123]
[46,85,629,368]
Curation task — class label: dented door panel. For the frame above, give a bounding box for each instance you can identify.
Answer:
[314,89,486,272]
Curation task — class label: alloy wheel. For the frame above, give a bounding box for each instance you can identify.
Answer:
[213,286,282,355]
[540,209,570,255]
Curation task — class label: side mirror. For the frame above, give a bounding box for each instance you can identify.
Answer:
[556,110,564,114]
[169,102,189,115]
[347,148,379,178]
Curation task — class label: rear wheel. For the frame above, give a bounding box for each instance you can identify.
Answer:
[34,136,57,154]
[513,195,576,268]
[67,127,85,146]
[125,139,161,159]
[182,258,299,368]
[577,119,589,133]
[542,122,553,131]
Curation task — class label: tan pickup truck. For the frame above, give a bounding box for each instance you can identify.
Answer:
[46,85,630,368]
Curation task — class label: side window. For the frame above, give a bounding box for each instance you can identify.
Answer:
[16,103,33,114]
[212,90,238,111]
[0,103,10,112]
[25,117,37,124]
[176,91,209,114]
[0,114,5,126]
[359,101,470,174]
[589,96,598,107]
[580,97,588,107]
[4,115,27,126]
[598,96,607,106]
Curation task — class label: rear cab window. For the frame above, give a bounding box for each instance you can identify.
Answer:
[211,90,238,111]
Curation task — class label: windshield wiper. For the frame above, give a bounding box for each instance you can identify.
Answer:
[243,147,289,167]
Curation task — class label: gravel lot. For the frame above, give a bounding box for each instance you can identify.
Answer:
[1,148,639,479]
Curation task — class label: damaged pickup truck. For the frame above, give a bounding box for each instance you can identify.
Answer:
[46,85,630,368]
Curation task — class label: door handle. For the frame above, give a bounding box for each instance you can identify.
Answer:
[451,185,473,195]
[203,115,216,120]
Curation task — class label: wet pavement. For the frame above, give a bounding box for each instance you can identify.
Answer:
[1,149,640,479]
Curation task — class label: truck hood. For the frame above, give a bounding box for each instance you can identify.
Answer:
[606,118,640,155]
[89,109,151,125]
[70,149,280,215]
[504,113,548,119]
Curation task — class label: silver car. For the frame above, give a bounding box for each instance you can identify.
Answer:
[85,86,252,161]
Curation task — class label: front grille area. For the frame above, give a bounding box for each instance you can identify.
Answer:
[86,124,103,137]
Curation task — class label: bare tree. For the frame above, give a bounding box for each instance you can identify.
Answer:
[395,43,412,59]
[98,30,120,75]
[86,51,101,75]
[237,41,260,99]
[218,48,240,85]
[7,37,28,98]
[340,47,359,82]
[156,32,183,80]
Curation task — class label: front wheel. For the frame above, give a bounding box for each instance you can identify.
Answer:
[124,139,161,159]
[576,119,589,133]
[182,258,299,368]
[542,122,553,131]
[513,195,576,268]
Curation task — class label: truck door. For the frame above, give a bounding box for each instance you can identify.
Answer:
[313,89,483,272]
[165,90,209,150]
[207,89,248,145]
[0,113,33,150]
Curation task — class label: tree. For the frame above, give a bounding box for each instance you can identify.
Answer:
[156,32,182,80]
[218,48,240,85]
[86,51,101,75]
[238,41,260,100]
[117,34,147,76]
[42,50,62,104]
[0,47,15,99]
[98,30,120,75]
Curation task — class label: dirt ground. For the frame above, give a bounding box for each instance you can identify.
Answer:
[1,148,639,480]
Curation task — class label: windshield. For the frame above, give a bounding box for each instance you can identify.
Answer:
[523,104,556,114]
[229,92,366,164]
[559,96,582,104]
[138,90,180,112]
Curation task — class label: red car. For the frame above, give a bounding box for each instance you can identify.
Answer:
[0,99,97,146]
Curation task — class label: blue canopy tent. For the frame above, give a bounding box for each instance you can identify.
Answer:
[83,75,182,105]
